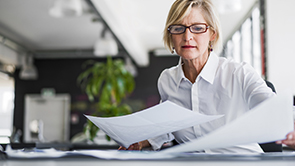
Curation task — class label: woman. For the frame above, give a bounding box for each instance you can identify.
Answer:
[119,0,295,153]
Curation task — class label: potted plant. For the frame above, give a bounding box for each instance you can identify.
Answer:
[77,56,135,141]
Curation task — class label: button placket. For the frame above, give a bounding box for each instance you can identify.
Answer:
[191,78,202,137]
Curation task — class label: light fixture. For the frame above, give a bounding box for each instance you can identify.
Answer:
[19,54,38,80]
[124,57,137,77]
[49,0,83,18]
[94,28,118,57]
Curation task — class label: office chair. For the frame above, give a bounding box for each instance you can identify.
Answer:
[258,80,282,152]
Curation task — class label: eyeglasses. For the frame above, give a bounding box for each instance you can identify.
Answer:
[168,23,210,34]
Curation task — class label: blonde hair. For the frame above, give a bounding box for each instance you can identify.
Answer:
[163,0,222,53]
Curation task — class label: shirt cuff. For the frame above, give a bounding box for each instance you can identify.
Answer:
[148,133,175,151]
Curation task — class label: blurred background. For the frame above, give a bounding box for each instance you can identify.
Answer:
[0,0,294,148]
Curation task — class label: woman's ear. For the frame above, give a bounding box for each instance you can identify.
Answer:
[210,30,217,41]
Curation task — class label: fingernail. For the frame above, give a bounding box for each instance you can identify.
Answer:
[288,135,293,140]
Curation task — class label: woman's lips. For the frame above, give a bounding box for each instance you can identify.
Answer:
[181,45,196,48]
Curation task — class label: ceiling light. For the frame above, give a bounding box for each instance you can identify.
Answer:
[49,0,83,18]
[94,30,118,57]
[19,55,38,80]
[124,57,137,77]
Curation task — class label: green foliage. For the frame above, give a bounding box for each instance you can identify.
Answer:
[77,56,135,141]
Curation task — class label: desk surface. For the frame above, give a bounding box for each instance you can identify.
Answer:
[1,144,295,166]
[1,158,295,166]
[2,152,295,166]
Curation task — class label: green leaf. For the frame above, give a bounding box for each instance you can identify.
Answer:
[85,83,94,101]
[105,135,111,141]
[100,83,111,104]
[117,104,132,116]
[116,76,125,98]
[84,120,99,141]
[77,67,92,84]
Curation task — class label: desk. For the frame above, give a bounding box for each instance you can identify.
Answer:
[2,152,295,166]
[1,144,295,166]
[1,157,295,166]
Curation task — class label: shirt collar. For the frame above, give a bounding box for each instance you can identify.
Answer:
[175,52,219,88]
[199,52,219,84]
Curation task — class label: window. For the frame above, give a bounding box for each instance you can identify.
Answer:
[221,6,262,76]
[0,72,14,143]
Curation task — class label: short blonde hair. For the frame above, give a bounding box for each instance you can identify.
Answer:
[163,0,222,53]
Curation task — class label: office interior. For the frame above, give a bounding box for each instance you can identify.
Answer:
[0,0,295,164]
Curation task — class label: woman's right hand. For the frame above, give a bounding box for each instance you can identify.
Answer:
[118,142,142,150]
[118,140,151,151]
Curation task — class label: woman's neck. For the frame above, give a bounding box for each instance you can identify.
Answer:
[182,52,210,83]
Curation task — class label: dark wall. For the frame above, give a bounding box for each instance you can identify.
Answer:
[13,53,179,141]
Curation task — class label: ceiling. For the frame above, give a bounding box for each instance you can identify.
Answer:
[0,0,258,67]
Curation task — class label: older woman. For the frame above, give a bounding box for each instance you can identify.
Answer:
[119,0,295,153]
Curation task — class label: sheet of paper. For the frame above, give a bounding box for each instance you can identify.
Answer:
[161,91,294,154]
[5,145,67,159]
[6,147,295,160]
[69,150,176,160]
[85,101,223,148]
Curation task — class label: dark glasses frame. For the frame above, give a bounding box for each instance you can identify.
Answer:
[168,23,210,34]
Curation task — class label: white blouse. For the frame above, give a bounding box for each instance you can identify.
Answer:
[148,52,275,153]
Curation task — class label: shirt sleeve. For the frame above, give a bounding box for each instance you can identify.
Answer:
[239,63,275,109]
[157,69,169,101]
[148,133,175,150]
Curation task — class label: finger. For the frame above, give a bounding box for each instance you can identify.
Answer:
[281,132,295,145]
[133,143,140,150]
[118,146,126,150]
[276,132,295,142]
[127,143,141,150]
[127,145,134,150]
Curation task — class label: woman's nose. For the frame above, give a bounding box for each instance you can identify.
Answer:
[183,28,193,41]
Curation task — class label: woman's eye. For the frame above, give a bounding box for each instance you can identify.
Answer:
[174,27,184,32]
[192,26,204,31]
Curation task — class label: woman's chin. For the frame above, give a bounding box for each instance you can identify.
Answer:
[180,55,199,61]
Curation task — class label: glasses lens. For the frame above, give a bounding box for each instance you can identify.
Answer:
[190,24,207,33]
[169,25,185,34]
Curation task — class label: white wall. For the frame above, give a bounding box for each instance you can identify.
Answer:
[266,0,295,95]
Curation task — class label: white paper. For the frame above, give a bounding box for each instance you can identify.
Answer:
[5,145,67,159]
[6,147,295,160]
[161,91,294,154]
[85,101,223,148]
[70,149,175,160]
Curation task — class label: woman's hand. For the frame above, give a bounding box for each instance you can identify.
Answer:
[118,140,151,151]
[276,122,295,149]
[118,142,142,150]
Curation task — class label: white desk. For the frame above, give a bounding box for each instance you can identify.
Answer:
[2,153,295,166]
[1,158,295,166]
[1,145,295,166]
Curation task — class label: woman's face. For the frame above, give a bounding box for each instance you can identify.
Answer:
[171,7,216,60]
